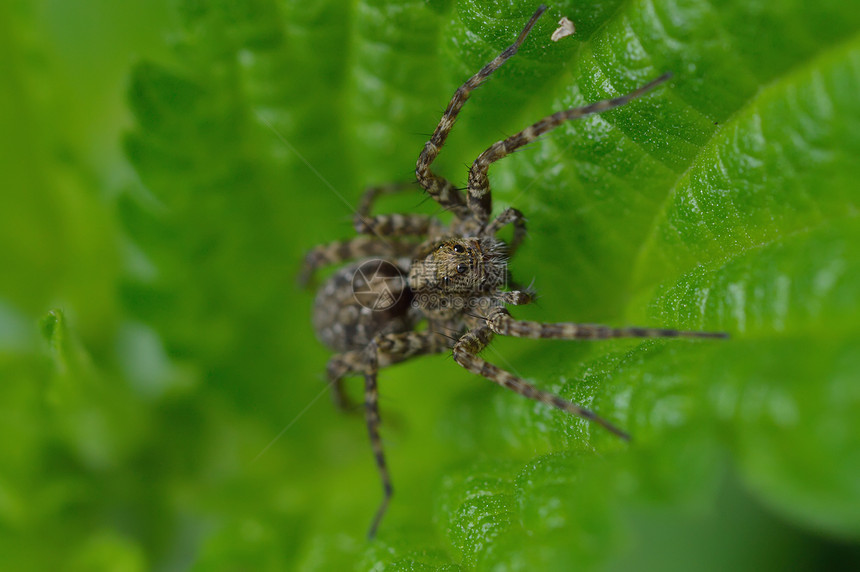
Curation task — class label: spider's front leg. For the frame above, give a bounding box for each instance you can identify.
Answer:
[362,330,450,538]
[416,6,548,219]
[484,307,728,340]
[467,73,673,223]
[453,326,630,439]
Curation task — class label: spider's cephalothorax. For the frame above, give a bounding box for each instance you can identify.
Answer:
[300,5,727,538]
[410,238,507,296]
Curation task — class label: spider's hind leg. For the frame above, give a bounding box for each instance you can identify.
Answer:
[362,330,450,538]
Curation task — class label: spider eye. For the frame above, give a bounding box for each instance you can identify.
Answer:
[442,276,450,285]
[453,244,465,253]
[456,263,467,274]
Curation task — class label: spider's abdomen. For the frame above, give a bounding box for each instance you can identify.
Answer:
[312,259,417,353]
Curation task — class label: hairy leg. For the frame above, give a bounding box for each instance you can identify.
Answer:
[453,326,630,439]
[467,73,673,222]
[362,330,449,538]
[353,182,440,238]
[354,213,437,238]
[356,182,416,216]
[484,307,728,340]
[416,6,548,219]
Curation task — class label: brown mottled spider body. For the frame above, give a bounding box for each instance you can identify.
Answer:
[301,5,726,538]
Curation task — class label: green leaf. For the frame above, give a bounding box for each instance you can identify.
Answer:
[116,0,860,569]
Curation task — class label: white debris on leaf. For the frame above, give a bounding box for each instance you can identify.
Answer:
[551,17,575,42]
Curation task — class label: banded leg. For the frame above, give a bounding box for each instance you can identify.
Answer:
[356,182,416,216]
[467,73,673,222]
[484,207,527,256]
[354,213,437,238]
[328,329,452,411]
[416,5,548,219]
[363,354,389,539]
[299,237,417,286]
[353,183,440,238]
[453,326,630,439]
[363,330,450,538]
[485,307,728,340]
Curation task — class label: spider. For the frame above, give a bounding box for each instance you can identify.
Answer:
[300,5,726,538]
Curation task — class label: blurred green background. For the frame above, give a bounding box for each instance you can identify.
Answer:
[3,0,860,569]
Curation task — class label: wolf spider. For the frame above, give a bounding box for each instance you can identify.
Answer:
[301,5,726,538]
